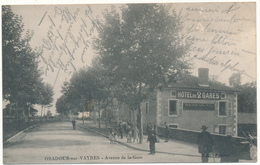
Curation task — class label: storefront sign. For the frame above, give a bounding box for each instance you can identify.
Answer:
[177,90,221,100]
[183,103,215,111]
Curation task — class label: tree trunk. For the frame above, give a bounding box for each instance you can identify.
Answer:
[105,108,108,128]
[137,82,143,144]
[22,107,25,121]
[9,103,12,116]
[28,105,30,122]
[41,105,43,122]
[9,103,12,124]
[83,108,85,126]
[138,103,143,144]
[97,101,101,129]
[44,107,46,122]
[98,111,101,128]
[132,109,135,123]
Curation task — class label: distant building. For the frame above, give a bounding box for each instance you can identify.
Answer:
[142,68,240,136]
[77,111,90,119]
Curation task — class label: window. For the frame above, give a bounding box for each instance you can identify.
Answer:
[219,101,227,116]
[145,102,149,114]
[169,124,179,128]
[169,100,177,115]
[221,93,226,99]
[219,125,227,135]
[171,91,176,97]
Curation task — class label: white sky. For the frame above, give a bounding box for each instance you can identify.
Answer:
[2,1,257,116]
[1,1,256,111]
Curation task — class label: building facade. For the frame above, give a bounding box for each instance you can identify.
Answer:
[142,68,239,136]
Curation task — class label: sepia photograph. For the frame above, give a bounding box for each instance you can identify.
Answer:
[2,1,257,164]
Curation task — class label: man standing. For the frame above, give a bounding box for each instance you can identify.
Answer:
[197,125,214,162]
[72,120,76,130]
[147,127,157,155]
[164,124,171,142]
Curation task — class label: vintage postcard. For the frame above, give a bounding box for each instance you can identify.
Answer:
[2,1,257,164]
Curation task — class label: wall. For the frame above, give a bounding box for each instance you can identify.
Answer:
[157,126,252,160]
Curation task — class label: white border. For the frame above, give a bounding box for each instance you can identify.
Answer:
[1,1,258,165]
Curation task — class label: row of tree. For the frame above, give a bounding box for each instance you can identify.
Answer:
[2,6,54,119]
[56,4,191,143]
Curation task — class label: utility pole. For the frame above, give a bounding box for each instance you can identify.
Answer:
[83,106,85,126]
[97,100,101,129]
[105,108,108,128]
[98,110,101,128]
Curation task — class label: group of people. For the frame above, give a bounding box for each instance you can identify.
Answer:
[108,121,239,162]
[109,120,140,144]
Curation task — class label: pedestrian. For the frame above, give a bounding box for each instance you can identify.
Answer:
[147,127,157,155]
[133,126,139,143]
[122,121,127,137]
[165,124,171,142]
[119,123,123,139]
[109,129,116,144]
[220,135,239,162]
[197,125,214,163]
[71,120,76,130]
[127,130,132,143]
[147,123,152,135]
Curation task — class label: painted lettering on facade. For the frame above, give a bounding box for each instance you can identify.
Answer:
[177,91,221,100]
[183,103,215,111]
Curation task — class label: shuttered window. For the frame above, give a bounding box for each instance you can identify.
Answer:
[219,101,227,116]
[227,102,232,116]
[169,100,177,115]
[219,125,227,135]
[178,100,183,115]
[214,101,219,116]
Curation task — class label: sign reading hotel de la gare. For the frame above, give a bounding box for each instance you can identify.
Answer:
[176,90,221,111]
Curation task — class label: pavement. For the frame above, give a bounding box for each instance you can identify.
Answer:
[3,121,211,163]
[77,120,258,163]
[6,122,182,164]
[3,120,256,163]
[77,120,216,161]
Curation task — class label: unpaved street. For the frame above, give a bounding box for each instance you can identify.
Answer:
[4,122,195,164]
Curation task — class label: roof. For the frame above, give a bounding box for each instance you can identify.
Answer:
[165,74,239,92]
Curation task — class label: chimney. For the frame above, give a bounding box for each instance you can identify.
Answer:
[198,68,209,87]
